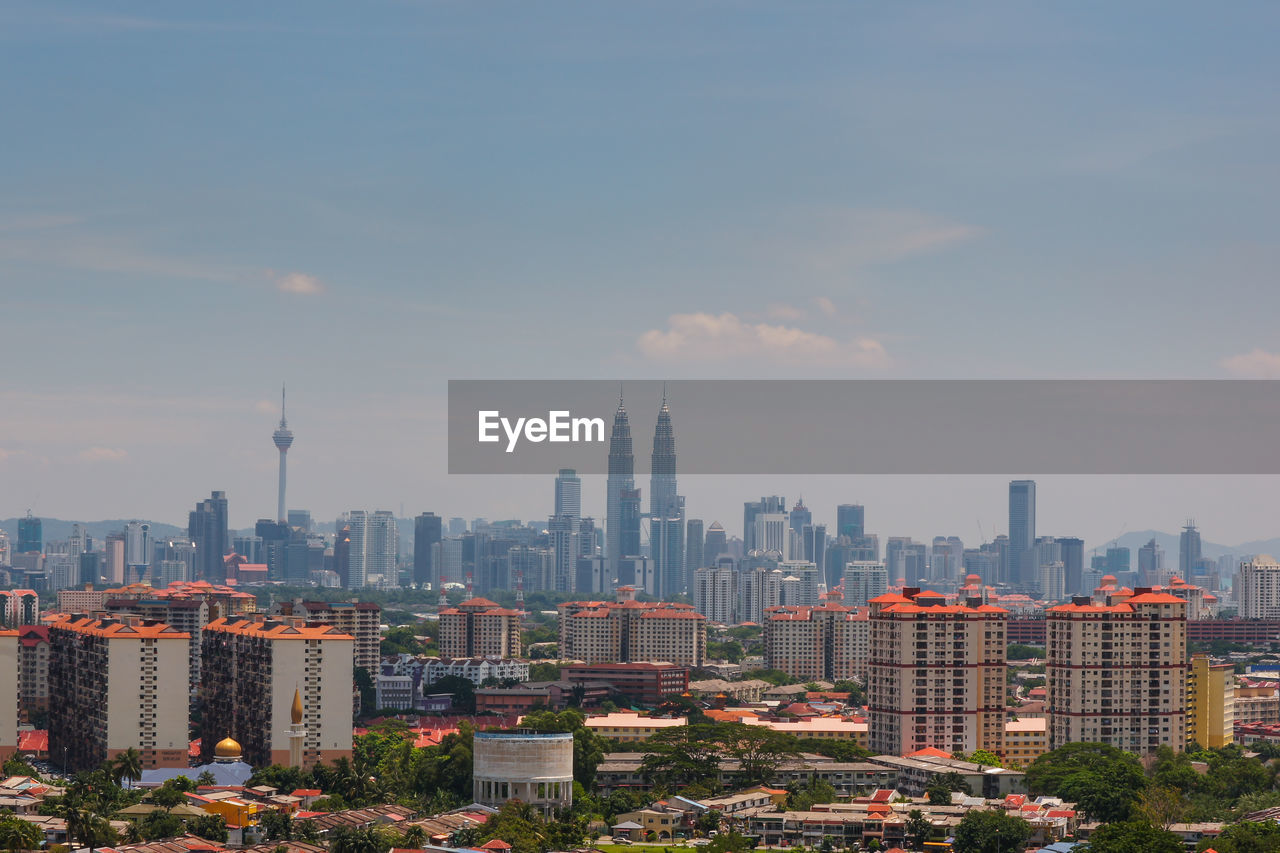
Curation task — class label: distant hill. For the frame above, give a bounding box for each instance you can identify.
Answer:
[0,518,186,546]
[1091,529,1279,562]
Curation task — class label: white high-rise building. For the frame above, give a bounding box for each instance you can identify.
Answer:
[125,521,152,569]
[754,513,788,556]
[739,565,784,625]
[778,560,821,607]
[1239,555,1280,619]
[843,561,888,608]
[345,510,398,589]
[693,564,738,625]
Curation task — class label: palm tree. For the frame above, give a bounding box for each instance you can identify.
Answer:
[0,815,43,852]
[197,770,217,787]
[114,749,143,789]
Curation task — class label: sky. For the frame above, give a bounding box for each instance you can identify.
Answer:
[2,1,1279,548]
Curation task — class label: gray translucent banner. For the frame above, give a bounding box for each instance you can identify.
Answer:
[448,380,1280,475]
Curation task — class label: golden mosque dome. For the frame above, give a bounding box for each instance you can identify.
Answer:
[214,736,243,759]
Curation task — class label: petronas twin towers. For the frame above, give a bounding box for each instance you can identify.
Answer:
[605,390,685,598]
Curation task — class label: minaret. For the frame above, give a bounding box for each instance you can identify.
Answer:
[272,385,294,523]
[605,390,636,582]
[286,686,306,768]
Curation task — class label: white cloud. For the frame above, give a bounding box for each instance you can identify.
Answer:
[638,312,890,368]
[814,296,837,316]
[1221,349,1280,379]
[272,271,325,295]
[78,446,127,462]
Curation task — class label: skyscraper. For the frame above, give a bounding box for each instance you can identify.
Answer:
[555,469,582,518]
[16,512,40,555]
[836,504,865,541]
[703,522,727,564]
[606,394,637,582]
[686,519,705,573]
[1008,480,1036,588]
[550,469,583,593]
[1179,520,1202,580]
[413,512,443,587]
[345,510,397,589]
[272,385,294,524]
[743,496,786,552]
[189,491,229,584]
[650,393,685,598]
[1058,536,1085,595]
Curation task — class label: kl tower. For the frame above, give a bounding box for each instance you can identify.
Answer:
[273,384,294,523]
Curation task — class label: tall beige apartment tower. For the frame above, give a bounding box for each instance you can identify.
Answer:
[867,588,1008,757]
[1046,590,1188,754]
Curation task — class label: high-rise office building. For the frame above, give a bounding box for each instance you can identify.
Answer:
[189,491,229,584]
[788,499,811,535]
[413,512,443,588]
[743,497,786,553]
[885,537,927,582]
[125,521,152,571]
[202,615,353,768]
[16,512,41,555]
[606,396,638,581]
[345,510,397,589]
[1008,480,1036,588]
[686,519,705,573]
[649,395,685,598]
[868,588,1007,757]
[549,514,579,593]
[1139,538,1165,586]
[1058,537,1085,596]
[1046,590,1187,753]
[272,385,294,524]
[555,469,582,518]
[835,504,865,541]
[801,523,827,570]
[1179,521,1202,581]
[703,522,727,563]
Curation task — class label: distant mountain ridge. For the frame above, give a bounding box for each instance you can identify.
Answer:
[1091,529,1280,562]
[0,518,186,546]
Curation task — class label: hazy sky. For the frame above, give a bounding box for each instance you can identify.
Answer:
[2,2,1279,547]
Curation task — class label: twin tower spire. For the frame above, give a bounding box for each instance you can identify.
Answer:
[605,387,684,598]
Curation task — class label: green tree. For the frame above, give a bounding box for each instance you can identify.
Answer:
[1136,785,1191,830]
[706,830,754,853]
[188,814,228,843]
[1200,820,1280,853]
[432,675,477,714]
[196,770,217,787]
[135,810,183,842]
[786,777,837,811]
[966,750,1003,768]
[112,748,143,788]
[951,810,1031,853]
[0,814,44,852]
[1087,819,1183,853]
[329,825,392,853]
[905,809,932,849]
[258,811,295,842]
[926,772,971,805]
[1026,742,1146,822]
